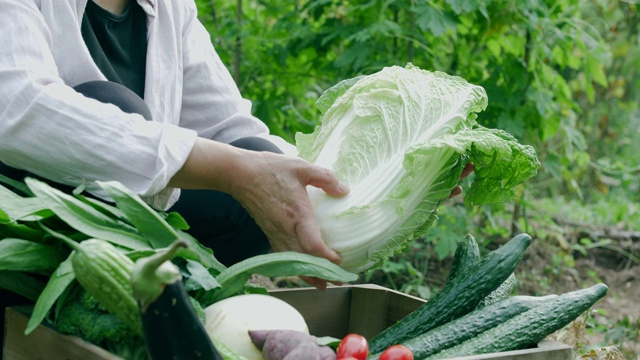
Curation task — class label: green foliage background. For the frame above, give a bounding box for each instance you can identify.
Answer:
[196,0,639,206]
[193,0,640,258]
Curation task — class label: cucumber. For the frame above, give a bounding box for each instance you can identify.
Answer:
[425,283,608,359]
[368,233,532,354]
[368,295,557,360]
[445,234,480,284]
[446,235,516,308]
[478,272,516,308]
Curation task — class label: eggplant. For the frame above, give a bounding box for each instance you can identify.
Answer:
[131,240,222,360]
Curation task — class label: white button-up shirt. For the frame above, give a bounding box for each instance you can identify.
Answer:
[0,0,295,210]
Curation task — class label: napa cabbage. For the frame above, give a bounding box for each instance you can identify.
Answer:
[296,64,540,273]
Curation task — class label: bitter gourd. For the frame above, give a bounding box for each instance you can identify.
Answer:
[71,238,142,335]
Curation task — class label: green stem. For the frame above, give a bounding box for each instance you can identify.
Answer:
[131,240,188,309]
[38,222,81,251]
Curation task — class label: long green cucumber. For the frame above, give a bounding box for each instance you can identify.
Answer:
[368,294,557,360]
[445,234,480,283]
[446,235,516,308]
[425,283,608,359]
[369,233,532,353]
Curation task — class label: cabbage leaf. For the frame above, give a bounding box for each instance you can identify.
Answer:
[295,64,541,273]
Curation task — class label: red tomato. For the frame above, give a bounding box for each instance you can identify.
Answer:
[336,333,369,360]
[379,345,414,360]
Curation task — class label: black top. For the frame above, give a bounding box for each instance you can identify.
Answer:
[81,0,148,98]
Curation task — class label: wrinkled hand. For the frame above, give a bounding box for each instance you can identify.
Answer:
[173,139,474,290]
[448,162,475,199]
[227,151,349,290]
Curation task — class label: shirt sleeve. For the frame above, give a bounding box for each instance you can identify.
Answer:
[178,3,297,156]
[0,1,198,203]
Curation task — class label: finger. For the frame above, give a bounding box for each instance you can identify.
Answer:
[294,220,341,264]
[460,162,475,180]
[448,185,462,199]
[300,277,344,289]
[300,276,328,290]
[304,165,350,197]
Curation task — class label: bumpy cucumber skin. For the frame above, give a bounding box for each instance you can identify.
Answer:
[445,234,481,284]
[479,273,517,308]
[72,239,142,334]
[368,295,557,360]
[369,233,532,354]
[445,234,516,308]
[426,283,608,359]
[446,235,517,308]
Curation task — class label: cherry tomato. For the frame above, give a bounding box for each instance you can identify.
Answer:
[336,333,369,360]
[379,345,414,360]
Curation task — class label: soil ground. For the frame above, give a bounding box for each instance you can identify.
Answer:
[517,241,640,359]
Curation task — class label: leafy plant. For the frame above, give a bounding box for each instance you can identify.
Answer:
[0,178,357,337]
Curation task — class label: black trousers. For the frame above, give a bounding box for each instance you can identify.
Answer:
[0,80,275,267]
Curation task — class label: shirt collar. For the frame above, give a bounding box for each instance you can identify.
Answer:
[136,0,156,17]
[77,0,156,17]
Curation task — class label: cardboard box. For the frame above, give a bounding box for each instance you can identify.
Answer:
[3,284,573,360]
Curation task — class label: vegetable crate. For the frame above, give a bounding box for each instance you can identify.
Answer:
[3,284,573,360]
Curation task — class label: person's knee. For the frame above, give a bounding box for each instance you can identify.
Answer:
[73,81,152,120]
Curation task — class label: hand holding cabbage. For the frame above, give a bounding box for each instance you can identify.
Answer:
[296,64,540,273]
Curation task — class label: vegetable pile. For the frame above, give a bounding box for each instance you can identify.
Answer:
[0,65,604,360]
[296,64,541,272]
[235,234,607,360]
[0,176,357,358]
[0,175,609,359]
[242,234,608,360]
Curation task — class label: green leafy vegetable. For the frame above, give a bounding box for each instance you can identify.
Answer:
[96,181,181,248]
[202,251,358,305]
[0,184,51,222]
[183,258,221,292]
[96,181,226,273]
[25,253,76,334]
[0,238,68,272]
[296,64,540,272]
[0,174,32,196]
[0,271,46,302]
[25,178,150,250]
